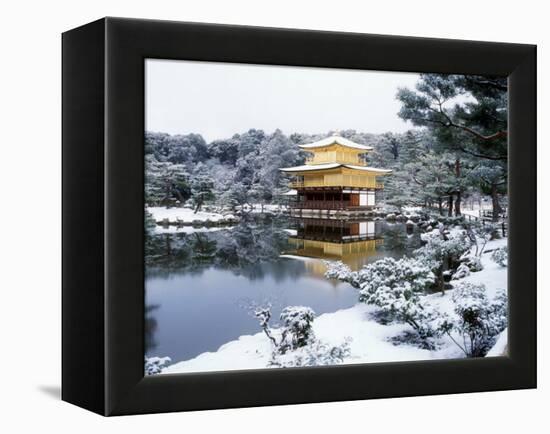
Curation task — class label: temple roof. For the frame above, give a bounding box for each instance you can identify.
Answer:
[298,135,373,151]
[281,163,340,172]
[280,163,391,174]
[344,165,392,173]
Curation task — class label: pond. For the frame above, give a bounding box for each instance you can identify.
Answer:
[145,215,422,363]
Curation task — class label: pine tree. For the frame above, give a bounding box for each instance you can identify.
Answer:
[190,169,215,213]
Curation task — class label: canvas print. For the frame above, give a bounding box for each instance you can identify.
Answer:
[144,60,508,375]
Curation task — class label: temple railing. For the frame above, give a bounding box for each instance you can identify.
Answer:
[293,200,348,209]
[288,200,378,210]
[290,181,384,190]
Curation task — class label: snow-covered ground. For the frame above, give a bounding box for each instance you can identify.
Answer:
[460,237,507,297]
[148,204,287,226]
[147,206,236,224]
[162,236,507,374]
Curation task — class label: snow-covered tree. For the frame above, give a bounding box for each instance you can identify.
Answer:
[254,305,278,347]
[460,254,483,272]
[435,282,507,357]
[255,305,316,355]
[491,246,508,267]
[378,132,402,161]
[452,263,471,280]
[397,74,507,163]
[254,304,350,367]
[471,163,507,221]
[463,220,501,257]
[279,306,316,353]
[415,229,471,292]
[397,74,508,217]
[190,170,215,213]
[144,356,171,375]
[145,155,190,206]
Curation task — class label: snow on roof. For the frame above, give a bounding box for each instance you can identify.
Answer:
[280,163,392,174]
[298,135,373,151]
[280,163,341,172]
[345,165,392,174]
[282,189,298,195]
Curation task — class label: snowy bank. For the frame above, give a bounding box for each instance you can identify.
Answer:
[462,237,507,299]
[147,206,238,226]
[162,303,436,374]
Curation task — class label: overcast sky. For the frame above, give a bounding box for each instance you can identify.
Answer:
[145,59,420,142]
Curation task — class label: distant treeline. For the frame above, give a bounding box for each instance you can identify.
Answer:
[145,73,508,218]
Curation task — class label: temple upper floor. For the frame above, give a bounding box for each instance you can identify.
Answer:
[298,136,373,166]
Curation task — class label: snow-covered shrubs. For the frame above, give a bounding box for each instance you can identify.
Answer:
[452,263,470,280]
[435,283,508,357]
[254,305,351,367]
[326,257,434,295]
[144,356,171,375]
[460,255,483,272]
[415,230,471,269]
[326,258,437,347]
[279,306,316,353]
[452,253,483,280]
[271,338,352,368]
[255,305,316,355]
[415,230,471,290]
[354,257,435,304]
[464,221,501,256]
[491,247,508,267]
[325,261,360,287]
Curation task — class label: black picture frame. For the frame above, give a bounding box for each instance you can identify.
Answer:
[62,17,536,416]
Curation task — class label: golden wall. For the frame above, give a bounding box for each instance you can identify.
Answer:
[306,149,363,165]
[291,171,383,189]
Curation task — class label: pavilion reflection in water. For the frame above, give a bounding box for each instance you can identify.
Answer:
[282,217,384,277]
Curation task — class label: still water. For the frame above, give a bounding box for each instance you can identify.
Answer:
[145,215,421,363]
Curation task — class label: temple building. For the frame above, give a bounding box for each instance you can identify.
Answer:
[280,135,391,212]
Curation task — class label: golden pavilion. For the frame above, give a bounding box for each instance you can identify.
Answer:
[280,135,391,211]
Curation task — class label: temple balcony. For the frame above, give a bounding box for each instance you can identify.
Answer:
[289,175,384,189]
[305,151,364,166]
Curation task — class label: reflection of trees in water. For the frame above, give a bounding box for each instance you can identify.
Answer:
[145,215,292,278]
[145,217,425,279]
[145,304,160,353]
[378,222,423,257]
